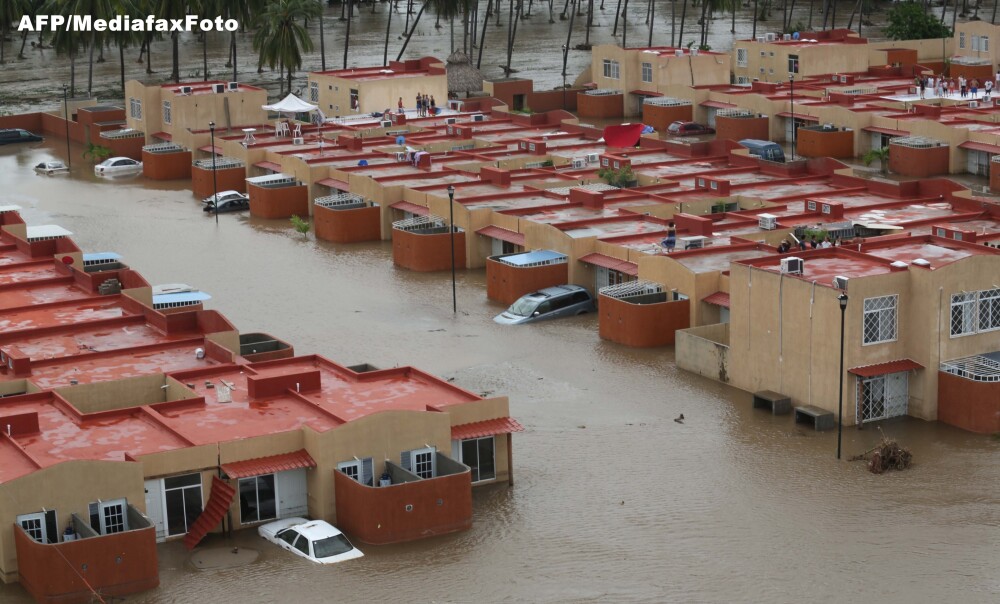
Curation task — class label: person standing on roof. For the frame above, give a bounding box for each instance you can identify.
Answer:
[415,92,422,116]
[398,97,404,112]
[661,221,677,253]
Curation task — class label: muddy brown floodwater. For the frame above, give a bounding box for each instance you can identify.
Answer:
[1,143,999,603]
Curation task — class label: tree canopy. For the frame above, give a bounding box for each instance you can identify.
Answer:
[883,2,952,41]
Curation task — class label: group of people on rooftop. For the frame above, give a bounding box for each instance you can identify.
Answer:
[916,73,998,100]
[401,93,437,117]
[777,235,843,253]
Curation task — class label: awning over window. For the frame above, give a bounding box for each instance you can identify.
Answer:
[452,417,524,441]
[151,131,172,141]
[630,89,662,97]
[701,100,737,109]
[579,253,639,276]
[959,141,1000,155]
[390,201,429,216]
[702,291,731,308]
[221,449,317,479]
[863,126,908,137]
[849,359,923,378]
[198,144,222,154]
[776,112,819,121]
[476,225,526,246]
[253,161,283,172]
[317,177,350,191]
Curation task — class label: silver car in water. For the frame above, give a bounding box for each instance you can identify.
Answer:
[494,285,596,325]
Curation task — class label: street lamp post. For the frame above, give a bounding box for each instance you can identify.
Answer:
[62,85,72,169]
[209,122,219,225]
[561,45,568,110]
[448,185,457,314]
[837,293,848,460]
[789,74,796,161]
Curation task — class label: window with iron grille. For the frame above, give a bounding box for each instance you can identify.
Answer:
[951,292,977,336]
[737,48,748,67]
[857,372,908,424]
[863,295,897,344]
[309,82,319,102]
[603,59,620,79]
[162,101,171,124]
[979,288,1000,332]
[960,32,966,49]
[129,97,142,120]
[641,62,653,83]
[788,55,799,74]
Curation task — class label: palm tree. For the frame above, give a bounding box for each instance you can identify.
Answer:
[156,0,198,82]
[862,146,890,175]
[397,0,466,61]
[44,0,81,94]
[219,0,261,83]
[253,0,320,95]
[1,0,30,64]
[17,0,44,59]
[62,0,115,96]
[108,0,141,94]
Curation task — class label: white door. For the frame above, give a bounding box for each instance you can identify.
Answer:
[706,107,718,128]
[17,512,47,543]
[144,479,166,541]
[99,498,128,534]
[785,117,795,143]
[276,469,308,518]
[491,237,504,257]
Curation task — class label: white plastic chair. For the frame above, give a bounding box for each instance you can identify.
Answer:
[275,121,289,137]
[292,124,302,138]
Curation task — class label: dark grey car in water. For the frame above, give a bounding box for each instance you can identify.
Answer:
[494,285,596,325]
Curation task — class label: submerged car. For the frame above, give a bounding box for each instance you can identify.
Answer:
[0,128,43,145]
[34,160,69,175]
[202,190,249,206]
[203,197,249,213]
[94,156,142,176]
[666,121,715,136]
[258,517,364,565]
[494,285,596,325]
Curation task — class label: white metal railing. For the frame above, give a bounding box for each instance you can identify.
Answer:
[547,182,617,197]
[643,97,691,107]
[840,86,878,96]
[941,354,1000,382]
[193,156,244,169]
[584,88,622,96]
[100,128,143,140]
[951,55,991,65]
[890,136,942,149]
[495,253,567,268]
[142,142,183,153]
[599,279,682,300]
[392,214,448,232]
[315,192,365,208]
[717,108,754,118]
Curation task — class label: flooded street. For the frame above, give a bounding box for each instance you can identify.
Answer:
[1,1,944,113]
[0,141,998,602]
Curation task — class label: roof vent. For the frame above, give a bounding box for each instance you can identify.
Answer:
[890,261,908,269]
[912,258,931,267]
[832,275,849,290]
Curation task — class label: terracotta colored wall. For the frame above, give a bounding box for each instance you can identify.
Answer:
[528,89,579,112]
[15,526,159,603]
[796,128,854,159]
[577,93,624,119]
[643,104,693,132]
[991,159,1000,193]
[191,165,246,199]
[715,116,769,143]
[314,205,381,243]
[392,229,467,272]
[888,143,950,177]
[0,113,43,133]
[485,258,568,305]
[598,295,690,347]
[142,150,193,180]
[936,371,1000,434]
[333,470,472,546]
[949,63,992,82]
[102,136,144,161]
[248,184,308,219]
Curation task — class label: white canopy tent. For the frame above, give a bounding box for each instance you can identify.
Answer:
[262,93,319,115]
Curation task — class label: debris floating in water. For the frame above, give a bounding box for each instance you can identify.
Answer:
[850,428,913,474]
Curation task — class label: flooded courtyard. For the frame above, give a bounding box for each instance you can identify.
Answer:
[0,139,997,603]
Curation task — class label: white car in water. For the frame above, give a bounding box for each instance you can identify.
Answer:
[94,156,142,176]
[258,517,364,565]
[34,160,69,175]
[201,190,249,207]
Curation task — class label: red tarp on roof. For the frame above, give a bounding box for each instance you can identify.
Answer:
[221,449,317,479]
[317,177,350,191]
[603,123,645,148]
[254,161,283,172]
[776,112,820,121]
[151,131,172,141]
[390,201,429,215]
[579,253,639,276]
[476,225,525,246]
[630,90,663,97]
[702,291,731,308]
[848,359,923,378]
[198,145,222,154]
[863,126,909,137]
[959,141,1000,154]
[183,476,235,550]
[701,100,737,109]
[452,417,524,441]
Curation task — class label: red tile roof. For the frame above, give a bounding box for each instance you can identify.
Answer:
[390,201,430,216]
[151,131,172,141]
[254,161,283,172]
[579,253,639,276]
[848,359,923,378]
[317,177,350,191]
[198,144,222,154]
[702,291,731,308]
[701,100,736,109]
[451,417,524,441]
[476,225,525,246]
[221,449,317,479]
[959,141,1000,154]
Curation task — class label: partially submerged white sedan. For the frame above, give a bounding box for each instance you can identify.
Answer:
[258,517,364,565]
[34,160,69,175]
[94,156,142,176]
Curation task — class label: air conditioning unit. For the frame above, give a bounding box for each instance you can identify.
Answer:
[832,275,849,290]
[227,82,239,91]
[179,86,192,95]
[571,158,586,169]
[831,75,839,82]
[765,33,777,42]
[970,101,979,108]
[445,117,457,125]
[782,33,791,41]
[675,49,684,57]
[394,151,406,161]
[292,137,304,145]
[680,235,707,250]
[586,153,600,164]
[755,36,766,44]
[472,114,485,122]
[780,256,804,275]
[758,213,777,230]
[380,120,393,128]
[839,75,848,83]
[690,48,699,56]
[212,83,225,93]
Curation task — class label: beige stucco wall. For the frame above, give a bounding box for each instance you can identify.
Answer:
[953,21,999,66]
[124,81,267,144]
[309,71,448,117]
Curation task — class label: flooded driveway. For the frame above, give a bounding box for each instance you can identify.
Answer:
[0,142,998,603]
